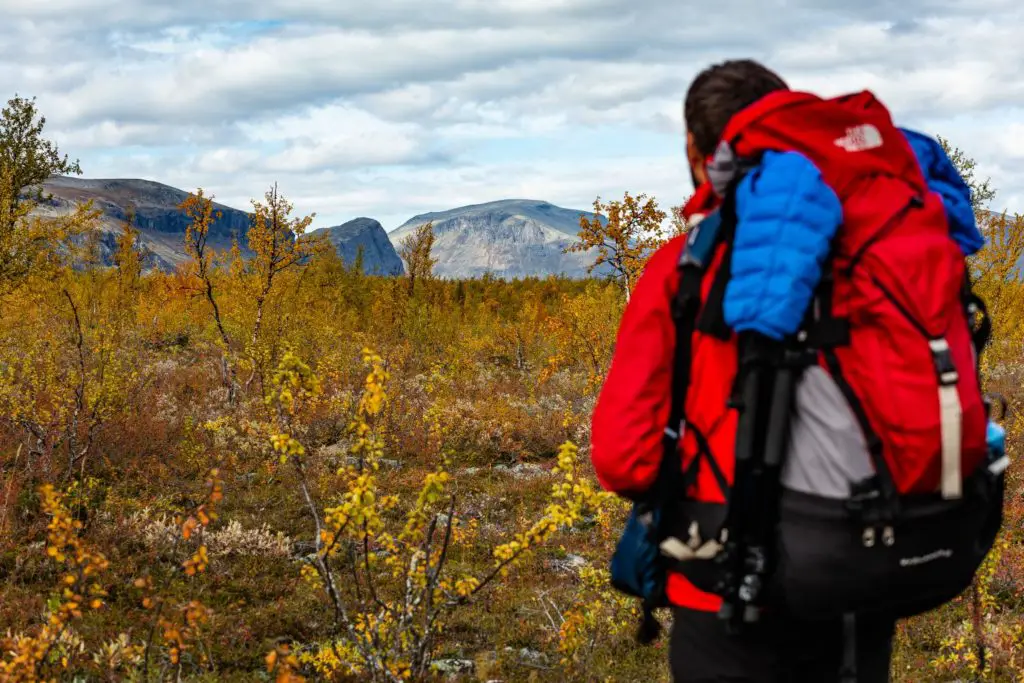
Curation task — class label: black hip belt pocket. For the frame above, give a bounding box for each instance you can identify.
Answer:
[770,477,1004,621]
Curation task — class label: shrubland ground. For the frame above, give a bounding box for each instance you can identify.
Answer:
[0,96,1022,682]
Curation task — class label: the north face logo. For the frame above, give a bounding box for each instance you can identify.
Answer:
[834,124,883,151]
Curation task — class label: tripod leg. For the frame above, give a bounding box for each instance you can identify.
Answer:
[719,334,775,630]
[720,336,801,629]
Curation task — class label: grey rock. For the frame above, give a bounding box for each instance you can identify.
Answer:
[503,647,548,667]
[291,541,317,557]
[510,463,547,478]
[34,176,254,272]
[568,514,599,533]
[493,463,547,479]
[318,441,350,459]
[309,217,404,275]
[388,199,613,279]
[548,553,587,575]
[430,658,475,676]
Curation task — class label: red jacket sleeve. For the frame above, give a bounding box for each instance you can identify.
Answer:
[590,236,687,497]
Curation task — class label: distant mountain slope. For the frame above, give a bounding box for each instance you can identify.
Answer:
[34,176,253,271]
[32,178,404,275]
[388,199,609,279]
[310,217,404,275]
[29,180,1024,280]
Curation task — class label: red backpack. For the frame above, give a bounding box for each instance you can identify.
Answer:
[654,90,1006,634]
[722,89,989,500]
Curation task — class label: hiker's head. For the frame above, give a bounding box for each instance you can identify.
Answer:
[684,59,788,186]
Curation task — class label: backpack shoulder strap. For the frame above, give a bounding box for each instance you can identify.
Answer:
[694,189,739,340]
[648,206,730,503]
[633,210,726,642]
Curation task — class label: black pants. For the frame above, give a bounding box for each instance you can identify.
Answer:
[669,607,895,682]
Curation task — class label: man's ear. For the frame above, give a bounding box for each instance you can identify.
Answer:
[685,132,700,167]
[686,131,708,187]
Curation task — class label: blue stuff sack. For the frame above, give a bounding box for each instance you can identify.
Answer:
[987,420,1006,459]
[610,503,668,643]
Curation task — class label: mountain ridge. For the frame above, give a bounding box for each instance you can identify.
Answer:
[34,179,605,279]
[36,176,253,271]
[33,177,405,274]
[388,198,608,279]
[392,198,599,238]
[310,217,404,275]
[32,177,1023,280]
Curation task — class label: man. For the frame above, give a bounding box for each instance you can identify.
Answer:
[590,59,987,682]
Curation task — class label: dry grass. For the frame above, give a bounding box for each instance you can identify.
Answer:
[0,253,1020,681]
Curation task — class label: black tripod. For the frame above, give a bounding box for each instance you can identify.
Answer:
[714,332,804,633]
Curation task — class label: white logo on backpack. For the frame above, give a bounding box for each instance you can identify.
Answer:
[834,124,883,152]
[899,548,953,567]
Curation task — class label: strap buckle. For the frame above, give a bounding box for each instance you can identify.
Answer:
[928,338,959,386]
[845,475,900,524]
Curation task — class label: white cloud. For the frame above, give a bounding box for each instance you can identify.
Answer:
[240,104,439,171]
[0,0,1021,229]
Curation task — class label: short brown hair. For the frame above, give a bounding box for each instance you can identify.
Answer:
[684,59,788,157]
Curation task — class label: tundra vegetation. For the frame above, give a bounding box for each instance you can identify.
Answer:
[0,95,1022,681]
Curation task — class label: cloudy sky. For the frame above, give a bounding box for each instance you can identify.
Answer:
[3,0,1023,230]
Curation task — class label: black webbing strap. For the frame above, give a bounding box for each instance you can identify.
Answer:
[804,260,850,348]
[635,249,711,644]
[650,265,704,502]
[696,191,738,341]
[641,191,736,639]
[812,260,899,522]
[962,271,992,364]
[655,203,740,507]
[840,612,858,683]
[668,268,702,438]
[824,347,900,523]
[685,422,730,502]
[970,293,992,357]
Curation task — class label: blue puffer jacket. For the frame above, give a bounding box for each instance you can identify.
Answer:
[723,129,985,340]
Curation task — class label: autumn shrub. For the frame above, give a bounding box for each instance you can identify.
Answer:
[0,100,1021,682]
[0,483,110,679]
[0,248,642,680]
[257,347,615,681]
